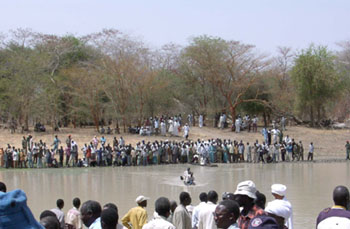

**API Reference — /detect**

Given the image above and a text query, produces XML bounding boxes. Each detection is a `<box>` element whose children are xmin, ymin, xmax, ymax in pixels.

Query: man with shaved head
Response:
<box><xmin>316</xmin><ymin>185</ymin><xmax>350</xmax><ymax>228</ymax></box>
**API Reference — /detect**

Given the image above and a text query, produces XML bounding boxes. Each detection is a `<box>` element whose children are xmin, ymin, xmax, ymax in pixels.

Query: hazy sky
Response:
<box><xmin>2</xmin><ymin>0</ymin><xmax>350</xmax><ymax>54</ymax></box>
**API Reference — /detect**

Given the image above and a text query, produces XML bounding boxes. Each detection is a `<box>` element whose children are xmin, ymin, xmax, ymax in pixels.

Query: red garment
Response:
<box><xmin>238</xmin><ymin>205</ymin><xmax>266</xmax><ymax>229</ymax></box>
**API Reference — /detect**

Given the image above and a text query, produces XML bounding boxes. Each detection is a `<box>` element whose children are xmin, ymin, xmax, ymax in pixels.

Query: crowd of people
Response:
<box><xmin>1</xmin><ymin>180</ymin><xmax>349</xmax><ymax>228</ymax></box>
<box><xmin>0</xmin><ymin>131</ymin><xmax>316</xmax><ymax>169</ymax></box>
<box><xmin>2</xmin><ymin>113</ymin><xmax>350</xmax><ymax>170</ymax></box>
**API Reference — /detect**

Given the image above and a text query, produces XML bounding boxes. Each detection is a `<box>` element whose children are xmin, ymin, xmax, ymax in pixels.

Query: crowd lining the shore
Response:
<box><xmin>2</xmin><ymin>113</ymin><xmax>350</xmax><ymax>169</ymax></box>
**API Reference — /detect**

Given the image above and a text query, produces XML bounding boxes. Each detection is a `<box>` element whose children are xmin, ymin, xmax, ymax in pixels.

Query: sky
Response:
<box><xmin>1</xmin><ymin>0</ymin><xmax>350</xmax><ymax>55</ymax></box>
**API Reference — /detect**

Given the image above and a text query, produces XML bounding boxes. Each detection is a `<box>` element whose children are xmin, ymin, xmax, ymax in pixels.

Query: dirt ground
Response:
<box><xmin>0</xmin><ymin>125</ymin><xmax>349</xmax><ymax>160</ymax></box>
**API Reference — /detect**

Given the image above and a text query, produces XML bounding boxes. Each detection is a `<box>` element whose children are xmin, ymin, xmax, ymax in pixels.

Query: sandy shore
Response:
<box><xmin>0</xmin><ymin>125</ymin><xmax>349</xmax><ymax>160</ymax></box>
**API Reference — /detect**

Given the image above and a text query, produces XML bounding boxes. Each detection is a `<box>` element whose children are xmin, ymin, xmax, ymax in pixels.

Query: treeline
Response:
<box><xmin>0</xmin><ymin>28</ymin><xmax>350</xmax><ymax>131</ymax></box>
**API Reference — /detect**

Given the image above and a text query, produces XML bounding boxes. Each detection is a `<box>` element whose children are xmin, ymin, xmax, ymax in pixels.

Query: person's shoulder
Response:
<box><xmin>317</xmin><ymin>207</ymin><xmax>350</xmax><ymax>223</ymax></box>
<box><xmin>317</xmin><ymin>208</ymin><xmax>350</xmax><ymax>228</ymax></box>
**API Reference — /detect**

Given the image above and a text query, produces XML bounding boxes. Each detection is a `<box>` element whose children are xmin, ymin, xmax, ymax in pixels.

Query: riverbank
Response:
<box><xmin>0</xmin><ymin>125</ymin><xmax>349</xmax><ymax>160</ymax></box>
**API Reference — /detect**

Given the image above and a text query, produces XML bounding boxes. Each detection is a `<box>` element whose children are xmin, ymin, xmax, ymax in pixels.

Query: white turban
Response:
<box><xmin>265</xmin><ymin>199</ymin><xmax>292</xmax><ymax>220</ymax></box>
<box><xmin>271</xmin><ymin>184</ymin><xmax>287</xmax><ymax>196</ymax></box>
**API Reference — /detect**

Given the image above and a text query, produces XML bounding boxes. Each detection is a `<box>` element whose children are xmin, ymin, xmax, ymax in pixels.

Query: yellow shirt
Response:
<box><xmin>121</xmin><ymin>206</ymin><xmax>148</xmax><ymax>229</ymax></box>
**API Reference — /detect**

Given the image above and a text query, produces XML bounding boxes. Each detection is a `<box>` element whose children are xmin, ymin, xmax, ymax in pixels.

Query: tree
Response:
<box><xmin>291</xmin><ymin>45</ymin><xmax>340</xmax><ymax>126</ymax></box>
<box><xmin>178</xmin><ymin>35</ymin><xmax>268</xmax><ymax>121</ymax></box>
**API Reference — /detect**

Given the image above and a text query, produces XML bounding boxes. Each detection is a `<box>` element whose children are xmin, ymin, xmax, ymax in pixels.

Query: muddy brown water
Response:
<box><xmin>1</xmin><ymin>162</ymin><xmax>350</xmax><ymax>228</ymax></box>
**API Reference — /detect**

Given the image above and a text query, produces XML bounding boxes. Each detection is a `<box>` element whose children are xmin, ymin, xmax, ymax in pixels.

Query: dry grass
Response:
<box><xmin>0</xmin><ymin>125</ymin><xmax>348</xmax><ymax>159</ymax></box>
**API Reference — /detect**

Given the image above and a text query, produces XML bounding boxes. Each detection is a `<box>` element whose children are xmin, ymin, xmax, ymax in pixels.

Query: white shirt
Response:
<box><xmin>143</xmin><ymin>214</ymin><xmax>175</xmax><ymax>229</ymax></box>
<box><xmin>66</xmin><ymin>207</ymin><xmax>82</xmax><ymax>229</ymax></box>
<box><xmin>51</xmin><ymin>208</ymin><xmax>65</xmax><ymax>229</ymax></box>
<box><xmin>283</xmin><ymin>198</ymin><xmax>293</xmax><ymax>229</ymax></box>
<box><xmin>192</xmin><ymin>202</ymin><xmax>207</xmax><ymax>229</ymax></box>
<box><xmin>309</xmin><ymin>144</ymin><xmax>314</xmax><ymax>153</ymax></box>
<box><xmin>89</xmin><ymin>217</ymin><xmax>102</xmax><ymax>229</ymax></box>
<box><xmin>198</xmin><ymin>202</ymin><xmax>217</xmax><ymax>229</ymax></box>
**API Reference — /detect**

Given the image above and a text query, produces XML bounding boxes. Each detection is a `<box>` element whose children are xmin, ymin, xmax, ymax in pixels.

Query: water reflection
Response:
<box><xmin>1</xmin><ymin>162</ymin><xmax>350</xmax><ymax>228</ymax></box>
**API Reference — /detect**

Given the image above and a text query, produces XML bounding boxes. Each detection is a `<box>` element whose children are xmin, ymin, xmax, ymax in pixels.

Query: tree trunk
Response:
<box><xmin>24</xmin><ymin>114</ymin><xmax>29</xmax><ymax>131</ymax></box>
<box><xmin>122</xmin><ymin>116</ymin><xmax>127</xmax><ymax>133</ymax></box>
<box><xmin>229</xmin><ymin>106</ymin><xmax>236</xmax><ymax>127</ymax></box>
<box><xmin>310</xmin><ymin>106</ymin><xmax>314</xmax><ymax>127</ymax></box>
<box><xmin>263</xmin><ymin>111</ymin><xmax>267</xmax><ymax>127</ymax></box>
<box><xmin>317</xmin><ymin>105</ymin><xmax>321</xmax><ymax>125</ymax></box>
<box><xmin>92</xmin><ymin>114</ymin><xmax>99</xmax><ymax>132</ymax></box>
<box><xmin>192</xmin><ymin>111</ymin><xmax>196</xmax><ymax>127</ymax></box>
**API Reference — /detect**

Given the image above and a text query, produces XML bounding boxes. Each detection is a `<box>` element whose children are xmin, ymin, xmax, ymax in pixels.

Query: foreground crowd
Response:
<box><xmin>1</xmin><ymin>180</ymin><xmax>349</xmax><ymax>228</ymax></box>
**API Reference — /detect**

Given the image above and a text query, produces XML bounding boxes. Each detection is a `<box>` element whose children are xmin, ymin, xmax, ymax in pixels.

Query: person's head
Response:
<box><xmin>39</xmin><ymin>210</ymin><xmax>57</xmax><ymax>220</ymax></box>
<box><xmin>271</xmin><ymin>184</ymin><xmax>286</xmax><ymax>200</ymax></box>
<box><xmin>73</xmin><ymin>197</ymin><xmax>81</xmax><ymax>209</ymax></box>
<box><xmin>56</xmin><ymin>199</ymin><xmax>64</xmax><ymax>209</ymax></box>
<box><xmin>333</xmin><ymin>185</ymin><xmax>350</xmax><ymax>209</ymax></box>
<box><xmin>199</xmin><ymin>192</ymin><xmax>208</xmax><ymax>202</ymax></box>
<box><xmin>214</xmin><ymin>200</ymin><xmax>240</xmax><ymax>229</ymax></box>
<box><xmin>234</xmin><ymin>180</ymin><xmax>257</xmax><ymax>209</ymax></box>
<box><xmin>222</xmin><ymin>192</ymin><xmax>235</xmax><ymax>201</ymax></box>
<box><xmin>103</xmin><ymin>203</ymin><xmax>119</xmax><ymax>223</ymax></box>
<box><xmin>179</xmin><ymin>192</ymin><xmax>191</xmax><ymax>206</ymax></box>
<box><xmin>40</xmin><ymin>216</ymin><xmax>60</xmax><ymax>229</ymax></box>
<box><xmin>255</xmin><ymin>191</ymin><xmax>266</xmax><ymax>209</ymax></box>
<box><xmin>154</xmin><ymin>197</ymin><xmax>171</xmax><ymax>218</ymax></box>
<box><xmin>208</xmin><ymin>190</ymin><xmax>219</xmax><ymax>204</ymax></box>
<box><xmin>101</xmin><ymin>208</ymin><xmax>118</xmax><ymax>229</ymax></box>
<box><xmin>265</xmin><ymin>199</ymin><xmax>292</xmax><ymax>228</ymax></box>
<box><xmin>136</xmin><ymin>195</ymin><xmax>149</xmax><ymax>208</ymax></box>
<box><xmin>170</xmin><ymin>200</ymin><xmax>177</xmax><ymax>213</ymax></box>
<box><xmin>0</xmin><ymin>182</ymin><xmax>7</xmax><ymax>192</ymax></box>
<box><xmin>80</xmin><ymin>200</ymin><xmax>102</xmax><ymax>227</ymax></box>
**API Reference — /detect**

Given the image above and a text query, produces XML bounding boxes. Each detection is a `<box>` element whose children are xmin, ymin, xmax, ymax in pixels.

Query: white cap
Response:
<box><xmin>271</xmin><ymin>184</ymin><xmax>287</xmax><ymax>197</ymax></box>
<box><xmin>135</xmin><ymin>195</ymin><xmax>150</xmax><ymax>204</ymax></box>
<box><xmin>234</xmin><ymin>180</ymin><xmax>257</xmax><ymax>199</ymax></box>
<box><xmin>265</xmin><ymin>199</ymin><xmax>292</xmax><ymax>220</ymax></box>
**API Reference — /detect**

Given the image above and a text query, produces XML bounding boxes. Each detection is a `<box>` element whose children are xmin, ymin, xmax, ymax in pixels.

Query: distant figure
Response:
<box><xmin>143</xmin><ymin>197</ymin><xmax>176</xmax><ymax>229</ymax></box>
<box><xmin>345</xmin><ymin>141</ymin><xmax>350</xmax><ymax>160</ymax></box>
<box><xmin>199</xmin><ymin>115</ymin><xmax>204</xmax><ymax>128</ymax></box>
<box><xmin>281</xmin><ymin>116</ymin><xmax>286</xmax><ymax>131</ymax></box>
<box><xmin>51</xmin><ymin>199</ymin><xmax>65</xmax><ymax>229</ymax></box>
<box><xmin>308</xmin><ymin>142</ymin><xmax>314</xmax><ymax>161</ymax></box>
<box><xmin>181</xmin><ymin>168</ymin><xmax>195</xmax><ymax>185</ymax></box>
<box><xmin>121</xmin><ymin>195</ymin><xmax>149</xmax><ymax>229</ymax></box>
<box><xmin>316</xmin><ymin>185</ymin><xmax>350</xmax><ymax>228</ymax></box>
<box><xmin>183</xmin><ymin>124</ymin><xmax>190</xmax><ymax>140</ymax></box>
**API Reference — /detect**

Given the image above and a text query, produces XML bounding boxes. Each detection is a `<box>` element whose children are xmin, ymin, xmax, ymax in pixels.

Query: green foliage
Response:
<box><xmin>291</xmin><ymin>45</ymin><xmax>341</xmax><ymax>125</ymax></box>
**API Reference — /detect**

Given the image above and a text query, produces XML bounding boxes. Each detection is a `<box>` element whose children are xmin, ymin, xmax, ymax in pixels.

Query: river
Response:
<box><xmin>1</xmin><ymin>162</ymin><xmax>350</xmax><ymax>228</ymax></box>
